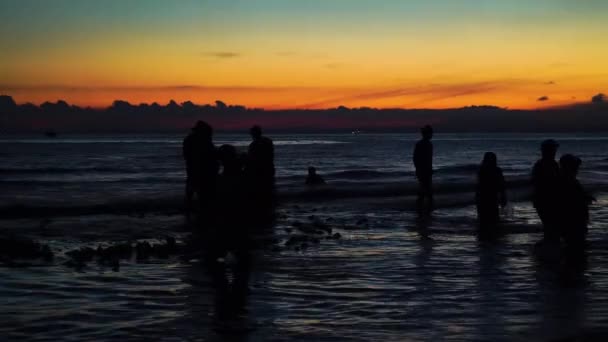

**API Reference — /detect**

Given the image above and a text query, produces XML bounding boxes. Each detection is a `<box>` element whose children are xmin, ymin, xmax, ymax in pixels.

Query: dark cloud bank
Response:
<box><xmin>0</xmin><ymin>94</ymin><xmax>607</xmax><ymax>133</ymax></box>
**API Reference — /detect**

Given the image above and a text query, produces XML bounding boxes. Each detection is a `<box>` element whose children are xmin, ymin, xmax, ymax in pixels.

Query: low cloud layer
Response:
<box><xmin>1</xmin><ymin>94</ymin><xmax>607</xmax><ymax>133</ymax></box>
<box><xmin>592</xmin><ymin>93</ymin><xmax>606</xmax><ymax>103</ymax></box>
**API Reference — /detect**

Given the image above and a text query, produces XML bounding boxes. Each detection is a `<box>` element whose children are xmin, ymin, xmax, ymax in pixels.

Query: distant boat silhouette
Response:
<box><xmin>44</xmin><ymin>130</ymin><xmax>57</xmax><ymax>138</ymax></box>
<box><xmin>351</xmin><ymin>129</ymin><xmax>362</xmax><ymax>135</ymax></box>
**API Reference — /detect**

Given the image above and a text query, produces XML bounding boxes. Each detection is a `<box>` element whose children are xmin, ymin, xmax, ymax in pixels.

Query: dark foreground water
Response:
<box><xmin>1</xmin><ymin>133</ymin><xmax>608</xmax><ymax>341</ymax></box>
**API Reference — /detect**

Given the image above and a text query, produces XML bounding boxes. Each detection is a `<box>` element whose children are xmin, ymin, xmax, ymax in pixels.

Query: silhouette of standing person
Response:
<box><xmin>413</xmin><ymin>125</ymin><xmax>434</xmax><ymax>210</ymax></box>
<box><xmin>183</xmin><ymin>121</ymin><xmax>202</xmax><ymax>221</ymax></box>
<box><xmin>557</xmin><ymin>154</ymin><xmax>594</xmax><ymax>258</ymax></box>
<box><xmin>245</xmin><ymin>125</ymin><xmax>275</xmax><ymax>212</ymax></box>
<box><xmin>476</xmin><ymin>152</ymin><xmax>507</xmax><ymax>235</ymax></box>
<box><xmin>208</xmin><ymin>144</ymin><xmax>250</xmax><ymax>260</ymax></box>
<box><xmin>182</xmin><ymin>120</ymin><xmax>219</xmax><ymax>225</ymax></box>
<box><xmin>532</xmin><ymin>139</ymin><xmax>560</xmax><ymax>242</ymax></box>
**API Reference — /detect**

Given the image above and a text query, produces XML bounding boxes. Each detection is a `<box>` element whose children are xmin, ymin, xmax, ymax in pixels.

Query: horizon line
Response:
<box><xmin>1</xmin><ymin>94</ymin><xmax>591</xmax><ymax>112</ymax></box>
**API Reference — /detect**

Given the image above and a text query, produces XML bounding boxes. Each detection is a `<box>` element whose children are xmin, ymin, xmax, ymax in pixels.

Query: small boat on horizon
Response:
<box><xmin>44</xmin><ymin>130</ymin><xmax>58</xmax><ymax>138</ymax></box>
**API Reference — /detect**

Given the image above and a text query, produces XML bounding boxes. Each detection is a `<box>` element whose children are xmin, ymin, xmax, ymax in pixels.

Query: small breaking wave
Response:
<box><xmin>0</xmin><ymin>179</ymin><xmax>534</xmax><ymax>218</ymax></box>
<box><xmin>0</xmin><ymin>167</ymin><xmax>175</xmax><ymax>175</ymax></box>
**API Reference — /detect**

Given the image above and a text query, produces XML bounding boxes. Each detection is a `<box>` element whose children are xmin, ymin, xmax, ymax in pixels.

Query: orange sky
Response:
<box><xmin>1</xmin><ymin>0</ymin><xmax>606</xmax><ymax>109</ymax></box>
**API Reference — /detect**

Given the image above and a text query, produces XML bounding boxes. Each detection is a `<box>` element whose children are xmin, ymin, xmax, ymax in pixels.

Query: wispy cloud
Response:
<box><xmin>275</xmin><ymin>51</ymin><xmax>296</xmax><ymax>57</ymax></box>
<box><xmin>537</xmin><ymin>96</ymin><xmax>549</xmax><ymax>101</ymax></box>
<box><xmin>0</xmin><ymin>84</ymin><xmax>304</xmax><ymax>92</ymax></box>
<box><xmin>324</xmin><ymin>63</ymin><xmax>343</xmax><ymax>69</ymax></box>
<box><xmin>295</xmin><ymin>80</ymin><xmax>527</xmax><ymax>109</ymax></box>
<box><xmin>202</xmin><ymin>51</ymin><xmax>241</xmax><ymax>59</ymax></box>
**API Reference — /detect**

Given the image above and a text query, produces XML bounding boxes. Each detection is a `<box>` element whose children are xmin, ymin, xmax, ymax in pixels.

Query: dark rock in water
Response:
<box><xmin>66</xmin><ymin>246</ymin><xmax>96</xmax><ymax>262</ymax></box>
<box><xmin>292</xmin><ymin>221</ymin><xmax>302</xmax><ymax>227</ymax></box>
<box><xmin>97</xmin><ymin>242</ymin><xmax>134</xmax><ymax>262</ymax></box>
<box><xmin>152</xmin><ymin>243</ymin><xmax>170</xmax><ymax>259</ymax></box>
<box><xmin>64</xmin><ymin>259</ymin><xmax>86</xmax><ymax>271</ymax></box>
<box><xmin>110</xmin><ymin>259</ymin><xmax>120</xmax><ymax>272</ymax></box>
<box><xmin>285</xmin><ymin>235</ymin><xmax>309</xmax><ymax>246</ymax></box>
<box><xmin>165</xmin><ymin>236</ymin><xmax>177</xmax><ymax>254</ymax></box>
<box><xmin>296</xmin><ymin>224</ymin><xmax>317</xmax><ymax>234</ymax></box>
<box><xmin>356</xmin><ymin>217</ymin><xmax>368</xmax><ymax>225</ymax></box>
<box><xmin>332</xmin><ymin>233</ymin><xmax>342</xmax><ymax>240</ymax></box>
<box><xmin>301</xmin><ymin>242</ymin><xmax>309</xmax><ymax>250</ymax></box>
<box><xmin>0</xmin><ymin>235</ymin><xmax>54</xmax><ymax>260</ymax></box>
<box><xmin>136</xmin><ymin>241</ymin><xmax>153</xmax><ymax>260</ymax></box>
<box><xmin>312</xmin><ymin>220</ymin><xmax>332</xmax><ymax>234</ymax></box>
<box><xmin>41</xmin><ymin>245</ymin><xmax>54</xmax><ymax>262</ymax></box>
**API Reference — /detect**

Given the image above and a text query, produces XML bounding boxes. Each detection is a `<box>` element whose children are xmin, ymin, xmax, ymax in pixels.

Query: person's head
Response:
<box><xmin>218</xmin><ymin>144</ymin><xmax>237</xmax><ymax>163</ymax></box>
<box><xmin>481</xmin><ymin>152</ymin><xmax>497</xmax><ymax>168</ymax></box>
<box><xmin>193</xmin><ymin>120</ymin><xmax>213</xmax><ymax>138</ymax></box>
<box><xmin>540</xmin><ymin>139</ymin><xmax>559</xmax><ymax>159</ymax></box>
<box><xmin>308</xmin><ymin>166</ymin><xmax>317</xmax><ymax>175</ymax></box>
<box><xmin>560</xmin><ymin>154</ymin><xmax>581</xmax><ymax>177</ymax></box>
<box><xmin>421</xmin><ymin>125</ymin><xmax>433</xmax><ymax>140</ymax></box>
<box><xmin>250</xmin><ymin>125</ymin><xmax>262</xmax><ymax>140</ymax></box>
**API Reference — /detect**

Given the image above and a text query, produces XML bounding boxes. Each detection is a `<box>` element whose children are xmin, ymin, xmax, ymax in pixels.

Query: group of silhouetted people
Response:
<box><xmin>531</xmin><ymin>140</ymin><xmax>594</xmax><ymax>257</ymax></box>
<box><xmin>413</xmin><ymin>125</ymin><xmax>594</xmax><ymax>258</ymax></box>
<box><xmin>183</xmin><ymin>121</ymin><xmax>276</xmax><ymax>231</ymax></box>
<box><xmin>184</xmin><ymin>121</ymin><xmax>595</xmax><ymax>262</ymax></box>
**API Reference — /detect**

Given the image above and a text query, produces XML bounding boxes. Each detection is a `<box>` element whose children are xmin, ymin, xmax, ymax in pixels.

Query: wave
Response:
<box><xmin>0</xmin><ymin>167</ymin><xmax>177</xmax><ymax>175</ymax></box>
<box><xmin>0</xmin><ymin>177</ymin><xmax>184</xmax><ymax>186</ymax></box>
<box><xmin>217</xmin><ymin>139</ymin><xmax>348</xmax><ymax>147</ymax></box>
<box><xmin>325</xmin><ymin>169</ymin><xmax>407</xmax><ymax>179</ymax></box>
<box><xmin>0</xmin><ymin>179</ymin><xmax>535</xmax><ymax>218</ymax></box>
<box><xmin>434</xmin><ymin>164</ymin><xmax>480</xmax><ymax>174</ymax></box>
<box><xmin>1</xmin><ymin>138</ymin><xmax>348</xmax><ymax>146</ymax></box>
<box><xmin>0</xmin><ymin>139</ymin><xmax>183</xmax><ymax>144</ymax></box>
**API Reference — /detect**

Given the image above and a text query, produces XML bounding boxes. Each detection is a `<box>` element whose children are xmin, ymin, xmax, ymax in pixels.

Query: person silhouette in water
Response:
<box><xmin>182</xmin><ymin>120</ymin><xmax>219</xmax><ymax>224</ymax></box>
<box><xmin>413</xmin><ymin>125</ymin><xmax>434</xmax><ymax>210</ymax></box>
<box><xmin>213</xmin><ymin>144</ymin><xmax>249</xmax><ymax>257</ymax></box>
<box><xmin>305</xmin><ymin>166</ymin><xmax>326</xmax><ymax>186</ymax></box>
<box><xmin>531</xmin><ymin>139</ymin><xmax>560</xmax><ymax>243</ymax></box>
<box><xmin>476</xmin><ymin>152</ymin><xmax>507</xmax><ymax>235</ymax></box>
<box><xmin>558</xmin><ymin>154</ymin><xmax>594</xmax><ymax>258</ymax></box>
<box><xmin>245</xmin><ymin>125</ymin><xmax>275</xmax><ymax>207</ymax></box>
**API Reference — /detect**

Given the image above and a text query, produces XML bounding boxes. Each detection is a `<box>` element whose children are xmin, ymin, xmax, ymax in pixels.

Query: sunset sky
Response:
<box><xmin>1</xmin><ymin>0</ymin><xmax>606</xmax><ymax>109</ymax></box>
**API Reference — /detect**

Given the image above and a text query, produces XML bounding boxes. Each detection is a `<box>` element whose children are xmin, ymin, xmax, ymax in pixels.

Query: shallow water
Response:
<box><xmin>2</xmin><ymin>197</ymin><xmax>608</xmax><ymax>341</ymax></box>
<box><xmin>3</xmin><ymin>132</ymin><xmax>608</xmax><ymax>209</ymax></box>
<box><xmin>2</xmin><ymin>133</ymin><xmax>608</xmax><ymax>340</ymax></box>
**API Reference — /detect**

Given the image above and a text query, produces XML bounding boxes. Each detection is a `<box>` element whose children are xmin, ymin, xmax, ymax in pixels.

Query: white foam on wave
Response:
<box><xmin>215</xmin><ymin>139</ymin><xmax>349</xmax><ymax>147</ymax></box>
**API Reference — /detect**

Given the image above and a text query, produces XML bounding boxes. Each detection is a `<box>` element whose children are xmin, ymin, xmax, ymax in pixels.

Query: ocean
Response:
<box><xmin>1</xmin><ymin>132</ymin><xmax>608</xmax><ymax>340</ymax></box>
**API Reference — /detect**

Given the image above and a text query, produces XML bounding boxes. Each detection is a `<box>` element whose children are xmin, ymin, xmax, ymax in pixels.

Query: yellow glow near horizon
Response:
<box><xmin>1</xmin><ymin>1</ymin><xmax>606</xmax><ymax>110</ymax></box>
